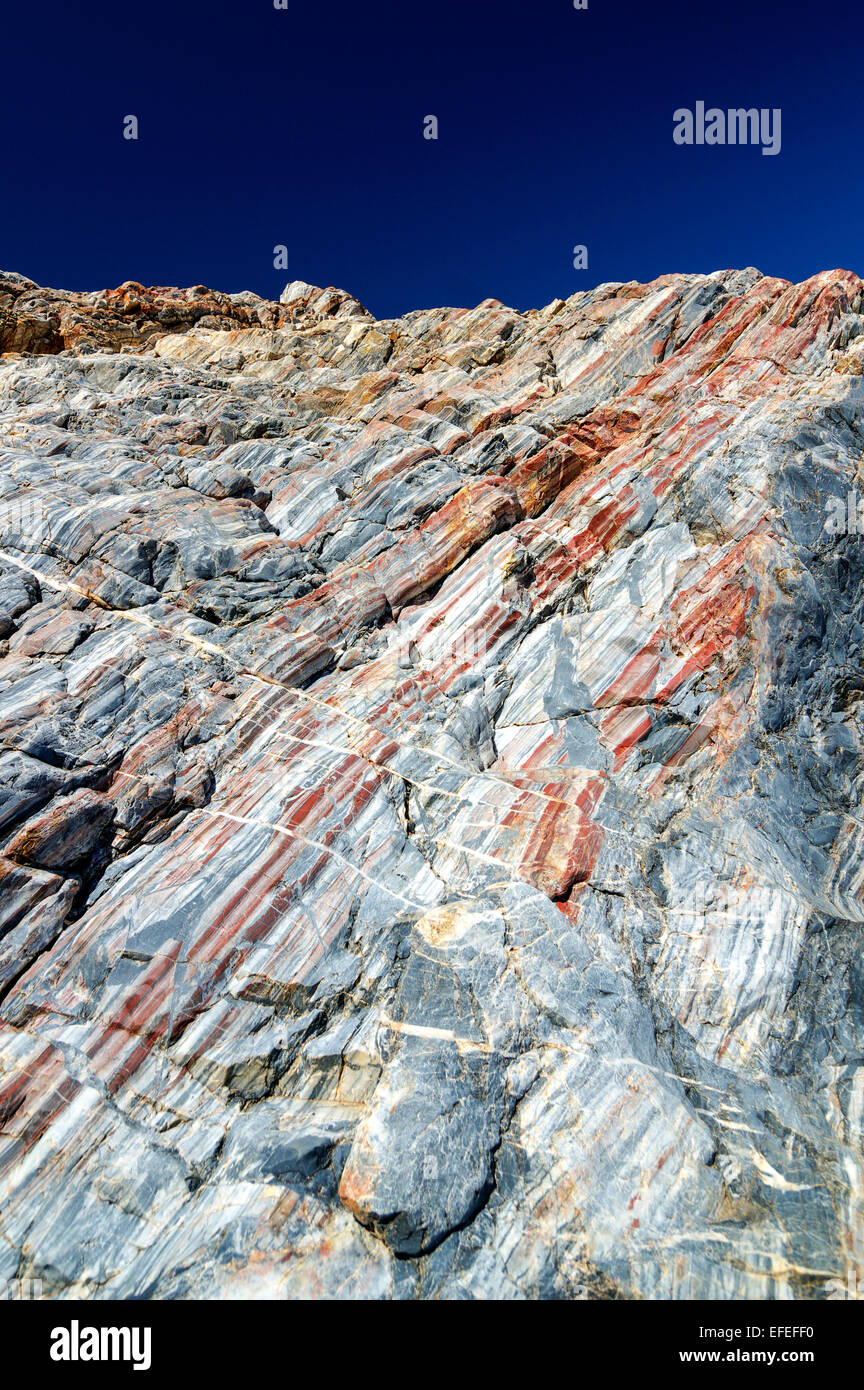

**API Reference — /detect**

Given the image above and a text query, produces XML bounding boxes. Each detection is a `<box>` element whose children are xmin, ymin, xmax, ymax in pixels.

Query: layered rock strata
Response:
<box><xmin>0</xmin><ymin>266</ymin><xmax>863</xmax><ymax>1298</ymax></box>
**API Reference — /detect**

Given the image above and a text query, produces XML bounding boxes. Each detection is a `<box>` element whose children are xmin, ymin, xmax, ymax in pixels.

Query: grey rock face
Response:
<box><xmin>0</xmin><ymin>267</ymin><xmax>863</xmax><ymax>1299</ymax></box>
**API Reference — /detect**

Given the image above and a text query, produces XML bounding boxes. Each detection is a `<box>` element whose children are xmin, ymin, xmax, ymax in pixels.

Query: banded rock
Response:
<box><xmin>0</xmin><ymin>267</ymin><xmax>862</xmax><ymax>1299</ymax></box>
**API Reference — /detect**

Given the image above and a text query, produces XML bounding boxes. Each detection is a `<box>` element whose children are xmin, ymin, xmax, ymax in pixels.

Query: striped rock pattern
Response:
<box><xmin>0</xmin><ymin>266</ymin><xmax>863</xmax><ymax>1298</ymax></box>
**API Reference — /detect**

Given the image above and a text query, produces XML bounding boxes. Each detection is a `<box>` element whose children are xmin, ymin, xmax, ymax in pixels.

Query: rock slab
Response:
<box><xmin>0</xmin><ymin>266</ymin><xmax>863</xmax><ymax>1299</ymax></box>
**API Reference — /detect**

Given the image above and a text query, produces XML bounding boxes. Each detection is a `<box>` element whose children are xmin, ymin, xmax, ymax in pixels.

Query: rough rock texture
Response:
<box><xmin>1</xmin><ymin>266</ymin><xmax>863</xmax><ymax>1299</ymax></box>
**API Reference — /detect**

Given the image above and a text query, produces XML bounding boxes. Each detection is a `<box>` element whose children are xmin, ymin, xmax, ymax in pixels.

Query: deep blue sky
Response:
<box><xmin>2</xmin><ymin>0</ymin><xmax>860</xmax><ymax>318</ymax></box>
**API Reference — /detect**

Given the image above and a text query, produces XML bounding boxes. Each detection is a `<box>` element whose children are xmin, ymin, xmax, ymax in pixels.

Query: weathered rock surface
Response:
<box><xmin>0</xmin><ymin>266</ymin><xmax>863</xmax><ymax>1299</ymax></box>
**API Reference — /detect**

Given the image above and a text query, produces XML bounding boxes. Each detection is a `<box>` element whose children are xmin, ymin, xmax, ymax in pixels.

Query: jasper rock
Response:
<box><xmin>338</xmin><ymin>1039</ymin><xmax>502</xmax><ymax>1256</ymax></box>
<box><xmin>2</xmin><ymin>787</ymin><xmax>114</xmax><ymax>871</ymax></box>
<box><xmin>0</xmin><ymin>855</ymin><xmax>79</xmax><ymax>994</ymax></box>
<box><xmin>0</xmin><ymin>266</ymin><xmax>863</xmax><ymax>1300</ymax></box>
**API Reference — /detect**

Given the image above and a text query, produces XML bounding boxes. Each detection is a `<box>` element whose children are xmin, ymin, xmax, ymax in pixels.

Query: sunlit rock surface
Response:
<box><xmin>1</xmin><ymin>266</ymin><xmax>863</xmax><ymax>1299</ymax></box>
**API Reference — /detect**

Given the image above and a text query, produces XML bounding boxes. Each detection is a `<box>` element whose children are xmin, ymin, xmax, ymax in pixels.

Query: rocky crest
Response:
<box><xmin>1</xmin><ymin>266</ymin><xmax>863</xmax><ymax>1299</ymax></box>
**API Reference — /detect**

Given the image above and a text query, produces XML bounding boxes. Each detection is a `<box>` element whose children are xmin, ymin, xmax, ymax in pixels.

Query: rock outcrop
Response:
<box><xmin>0</xmin><ymin>265</ymin><xmax>863</xmax><ymax>1299</ymax></box>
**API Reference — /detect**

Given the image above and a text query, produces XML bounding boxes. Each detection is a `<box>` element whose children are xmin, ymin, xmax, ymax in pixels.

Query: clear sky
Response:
<box><xmin>2</xmin><ymin>0</ymin><xmax>860</xmax><ymax>318</ymax></box>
